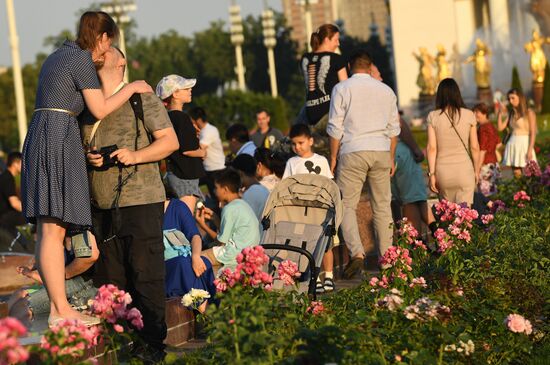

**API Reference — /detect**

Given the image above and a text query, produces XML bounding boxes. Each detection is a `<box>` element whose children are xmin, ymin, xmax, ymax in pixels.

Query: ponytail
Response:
<box><xmin>309</xmin><ymin>24</ymin><xmax>339</xmax><ymax>52</ymax></box>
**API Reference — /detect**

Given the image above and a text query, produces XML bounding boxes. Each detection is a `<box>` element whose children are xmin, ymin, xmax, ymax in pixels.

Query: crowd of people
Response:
<box><xmin>0</xmin><ymin>11</ymin><xmax>541</xmax><ymax>363</ymax></box>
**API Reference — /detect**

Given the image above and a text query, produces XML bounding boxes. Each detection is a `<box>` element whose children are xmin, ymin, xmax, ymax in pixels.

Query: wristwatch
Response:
<box><xmin>427</xmin><ymin>171</ymin><xmax>435</xmax><ymax>177</ymax></box>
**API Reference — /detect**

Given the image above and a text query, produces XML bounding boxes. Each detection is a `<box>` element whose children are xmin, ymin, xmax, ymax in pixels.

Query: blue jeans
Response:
<box><xmin>28</xmin><ymin>276</ymin><xmax>97</xmax><ymax>316</ymax></box>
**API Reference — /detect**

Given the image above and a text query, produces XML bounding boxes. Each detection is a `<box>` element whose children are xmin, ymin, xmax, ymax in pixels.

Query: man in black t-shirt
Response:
<box><xmin>0</xmin><ymin>152</ymin><xmax>26</xmax><ymax>236</ymax></box>
<box><xmin>250</xmin><ymin>109</ymin><xmax>284</xmax><ymax>149</ymax></box>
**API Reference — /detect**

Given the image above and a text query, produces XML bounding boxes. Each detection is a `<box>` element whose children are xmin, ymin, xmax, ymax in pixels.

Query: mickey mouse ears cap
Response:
<box><xmin>155</xmin><ymin>74</ymin><xmax>196</xmax><ymax>100</ymax></box>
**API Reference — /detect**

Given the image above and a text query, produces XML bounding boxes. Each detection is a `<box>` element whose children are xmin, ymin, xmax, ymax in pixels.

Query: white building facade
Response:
<box><xmin>389</xmin><ymin>0</ymin><xmax>538</xmax><ymax>111</ymax></box>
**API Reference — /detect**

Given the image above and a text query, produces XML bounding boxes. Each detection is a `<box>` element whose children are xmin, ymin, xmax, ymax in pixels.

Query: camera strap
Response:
<box><xmin>110</xmin><ymin>93</ymin><xmax>146</xmax><ymax>237</ymax></box>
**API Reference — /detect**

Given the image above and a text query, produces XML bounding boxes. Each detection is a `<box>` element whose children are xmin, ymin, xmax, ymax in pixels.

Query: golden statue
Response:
<box><xmin>464</xmin><ymin>38</ymin><xmax>491</xmax><ymax>89</ymax></box>
<box><xmin>435</xmin><ymin>44</ymin><xmax>451</xmax><ymax>83</ymax></box>
<box><xmin>524</xmin><ymin>29</ymin><xmax>550</xmax><ymax>83</ymax></box>
<box><xmin>412</xmin><ymin>47</ymin><xmax>436</xmax><ymax>95</ymax></box>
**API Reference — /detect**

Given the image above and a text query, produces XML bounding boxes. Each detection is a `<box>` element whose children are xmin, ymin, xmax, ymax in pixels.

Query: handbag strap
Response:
<box><xmin>443</xmin><ymin>110</ymin><xmax>474</xmax><ymax>165</ymax></box>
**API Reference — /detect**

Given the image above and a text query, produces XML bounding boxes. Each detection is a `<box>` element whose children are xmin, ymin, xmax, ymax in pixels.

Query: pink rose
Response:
<box><xmin>505</xmin><ymin>314</ymin><xmax>528</xmax><ymax>333</ymax></box>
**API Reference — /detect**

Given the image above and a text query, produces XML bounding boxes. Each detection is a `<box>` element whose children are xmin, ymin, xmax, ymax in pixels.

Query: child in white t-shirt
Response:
<box><xmin>283</xmin><ymin>124</ymin><xmax>333</xmax><ymax>179</ymax></box>
<box><xmin>283</xmin><ymin>124</ymin><xmax>335</xmax><ymax>294</ymax></box>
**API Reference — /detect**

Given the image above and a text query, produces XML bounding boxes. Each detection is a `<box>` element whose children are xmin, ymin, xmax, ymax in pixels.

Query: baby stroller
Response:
<box><xmin>260</xmin><ymin>174</ymin><xmax>342</xmax><ymax>298</ymax></box>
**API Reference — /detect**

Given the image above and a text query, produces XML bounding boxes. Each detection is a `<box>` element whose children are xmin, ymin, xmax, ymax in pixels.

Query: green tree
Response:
<box><xmin>191</xmin><ymin>21</ymin><xmax>234</xmax><ymax>94</ymax></box>
<box><xmin>241</xmin><ymin>13</ymin><xmax>303</xmax><ymax>119</ymax></box>
<box><xmin>511</xmin><ymin>65</ymin><xmax>523</xmax><ymax>93</ymax></box>
<box><xmin>193</xmin><ymin>90</ymin><xmax>289</xmax><ymax>133</ymax></box>
<box><xmin>126</xmin><ymin>31</ymin><xmax>195</xmax><ymax>88</ymax></box>
<box><xmin>540</xmin><ymin>63</ymin><xmax>550</xmax><ymax>114</ymax></box>
<box><xmin>0</xmin><ymin>54</ymin><xmax>44</xmax><ymax>151</ymax></box>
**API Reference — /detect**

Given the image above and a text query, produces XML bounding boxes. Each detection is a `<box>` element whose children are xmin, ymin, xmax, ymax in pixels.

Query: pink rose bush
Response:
<box><xmin>504</xmin><ymin>314</ymin><xmax>533</xmax><ymax>335</ymax></box>
<box><xmin>90</xmin><ymin>284</ymin><xmax>144</xmax><ymax>330</ymax></box>
<box><xmin>431</xmin><ymin>200</ymin><xmax>481</xmax><ymax>253</ymax></box>
<box><xmin>306</xmin><ymin>301</ymin><xmax>325</xmax><ymax>316</ymax></box>
<box><xmin>277</xmin><ymin>259</ymin><xmax>301</xmax><ymax>287</ymax></box>
<box><xmin>369</xmin><ymin>220</ymin><xmax>430</xmax><ymax>290</ymax></box>
<box><xmin>0</xmin><ymin>317</ymin><xmax>29</xmax><ymax>365</ymax></box>
<box><xmin>481</xmin><ymin>214</ymin><xmax>494</xmax><ymax>225</ymax></box>
<box><xmin>40</xmin><ymin>318</ymin><xmax>100</xmax><ymax>361</ymax></box>
<box><xmin>513</xmin><ymin>190</ymin><xmax>531</xmax><ymax>208</ymax></box>
<box><xmin>214</xmin><ymin>246</ymin><xmax>274</xmax><ymax>293</ymax></box>
<box><xmin>398</xmin><ymin>219</ymin><xmax>427</xmax><ymax>252</ymax></box>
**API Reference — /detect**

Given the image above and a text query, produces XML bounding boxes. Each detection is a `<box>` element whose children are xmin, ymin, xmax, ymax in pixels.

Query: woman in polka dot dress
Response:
<box><xmin>21</xmin><ymin>11</ymin><xmax>153</xmax><ymax>326</ymax></box>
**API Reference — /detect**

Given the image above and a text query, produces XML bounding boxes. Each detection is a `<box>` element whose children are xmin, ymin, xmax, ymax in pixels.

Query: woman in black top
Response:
<box><xmin>301</xmin><ymin>24</ymin><xmax>348</xmax><ymax>126</ymax></box>
<box><xmin>156</xmin><ymin>75</ymin><xmax>206</xmax><ymax>212</ymax></box>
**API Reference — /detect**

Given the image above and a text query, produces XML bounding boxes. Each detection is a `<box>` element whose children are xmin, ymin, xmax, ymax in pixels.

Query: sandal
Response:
<box><xmin>315</xmin><ymin>280</ymin><xmax>325</xmax><ymax>294</ymax></box>
<box><xmin>323</xmin><ymin>278</ymin><xmax>335</xmax><ymax>292</ymax></box>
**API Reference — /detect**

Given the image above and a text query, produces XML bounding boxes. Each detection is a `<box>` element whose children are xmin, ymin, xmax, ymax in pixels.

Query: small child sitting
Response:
<box><xmin>196</xmin><ymin>168</ymin><xmax>260</xmax><ymax>269</ymax></box>
<box><xmin>282</xmin><ymin>124</ymin><xmax>335</xmax><ymax>294</ymax></box>
<box><xmin>231</xmin><ymin>154</ymin><xmax>270</xmax><ymax>220</ymax></box>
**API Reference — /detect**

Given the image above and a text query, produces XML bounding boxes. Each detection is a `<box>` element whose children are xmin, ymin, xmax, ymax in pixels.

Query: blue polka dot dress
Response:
<box><xmin>22</xmin><ymin>40</ymin><xmax>101</xmax><ymax>229</ymax></box>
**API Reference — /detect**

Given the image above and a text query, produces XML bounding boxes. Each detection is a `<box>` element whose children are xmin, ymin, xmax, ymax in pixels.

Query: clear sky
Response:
<box><xmin>0</xmin><ymin>0</ymin><xmax>282</xmax><ymax>66</ymax></box>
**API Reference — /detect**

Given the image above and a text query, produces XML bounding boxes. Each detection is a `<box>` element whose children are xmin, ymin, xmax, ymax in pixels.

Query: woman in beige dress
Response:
<box><xmin>427</xmin><ymin>78</ymin><xmax>481</xmax><ymax>206</ymax></box>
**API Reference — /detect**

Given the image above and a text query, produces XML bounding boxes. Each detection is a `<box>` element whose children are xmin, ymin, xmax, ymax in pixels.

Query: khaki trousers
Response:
<box><xmin>336</xmin><ymin>151</ymin><xmax>393</xmax><ymax>258</ymax></box>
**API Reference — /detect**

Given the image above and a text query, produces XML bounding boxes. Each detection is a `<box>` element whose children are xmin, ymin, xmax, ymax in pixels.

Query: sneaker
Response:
<box><xmin>343</xmin><ymin>257</ymin><xmax>364</xmax><ymax>279</ymax></box>
<box><xmin>316</xmin><ymin>280</ymin><xmax>325</xmax><ymax>294</ymax></box>
<box><xmin>323</xmin><ymin>278</ymin><xmax>335</xmax><ymax>292</ymax></box>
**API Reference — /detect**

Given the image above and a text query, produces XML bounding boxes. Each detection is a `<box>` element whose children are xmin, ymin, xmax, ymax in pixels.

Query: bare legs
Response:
<box><xmin>36</xmin><ymin>217</ymin><xmax>96</xmax><ymax>322</ymax></box>
<box><xmin>321</xmin><ymin>250</ymin><xmax>334</xmax><ymax>277</ymax></box>
<box><xmin>402</xmin><ymin>201</ymin><xmax>435</xmax><ymax>232</ymax></box>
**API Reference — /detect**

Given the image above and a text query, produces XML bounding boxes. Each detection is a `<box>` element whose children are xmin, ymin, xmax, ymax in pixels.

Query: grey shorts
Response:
<box><xmin>165</xmin><ymin>172</ymin><xmax>204</xmax><ymax>199</ymax></box>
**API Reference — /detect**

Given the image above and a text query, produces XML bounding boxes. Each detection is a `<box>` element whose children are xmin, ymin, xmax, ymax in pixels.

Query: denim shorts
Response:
<box><xmin>165</xmin><ymin>172</ymin><xmax>204</xmax><ymax>199</ymax></box>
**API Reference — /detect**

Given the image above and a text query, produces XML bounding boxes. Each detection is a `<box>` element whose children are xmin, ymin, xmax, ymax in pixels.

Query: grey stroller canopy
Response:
<box><xmin>260</xmin><ymin>174</ymin><xmax>343</xmax><ymax>297</ymax></box>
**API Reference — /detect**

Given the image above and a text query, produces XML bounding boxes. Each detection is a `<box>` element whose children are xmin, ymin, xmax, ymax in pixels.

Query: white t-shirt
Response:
<box><xmin>282</xmin><ymin>153</ymin><xmax>333</xmax><ymax>179</ymax></box>
<box><xmin>199</xmin><ymin>123</ymin><xmax>226</xmax><ymax>172</ymax></box>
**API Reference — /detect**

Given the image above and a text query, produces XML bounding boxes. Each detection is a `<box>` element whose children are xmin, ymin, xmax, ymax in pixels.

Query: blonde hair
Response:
<box><xmin>507</xmin><ymin>88</ymin><xmax>528</xmax><ymax>120</ymax></box>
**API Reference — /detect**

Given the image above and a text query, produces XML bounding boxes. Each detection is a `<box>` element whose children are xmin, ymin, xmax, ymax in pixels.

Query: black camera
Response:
<box><xmin>98</xmin><ymin>144</ymin><xmax>118</xmax><ymax>168</ymax></box>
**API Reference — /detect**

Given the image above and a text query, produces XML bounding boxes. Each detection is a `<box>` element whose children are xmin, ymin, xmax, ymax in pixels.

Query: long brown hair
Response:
<box><xmin>435</xmin><ymin>78</ymin><xmax>466</xmax><ymax>121</ymax></box>
<box><xmin>310</xmin><ymin>24</ymin><xmax>339</xmax><ymax>52</ymax></box>
<box><xmin>507</xmin><ymin>88</ymin><xmax>528</xmax><ymax>120</ymax></box>
<box><xmin>76</xmin><ymin>11</ymin><xmax>119</xmax><ymax>51</ymax></box>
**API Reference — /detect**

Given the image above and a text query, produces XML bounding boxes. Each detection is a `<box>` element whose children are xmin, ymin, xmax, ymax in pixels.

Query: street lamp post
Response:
<box><xmin>229</xmin><ymin>2</ymin><xmax>246</xmax><ymax>91</ymax></box>
<box><xmin>100</xmin><ymin>0</ymin><xmax>136</xmax><ymax>83</ymax></box>
<box><xmin>5</xmin><ymin>0</ymin><xmax>27</xmax><ymax>149</ymax></box>
<box><xmin>296</xmin><ymin>0</ymin><xmax>318</xmax><ymax>52</ymax></box>
<box><xmin>262</xmin><ymin>9</ymin><xmax>278</xmax><ymax>97</ymax></box>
